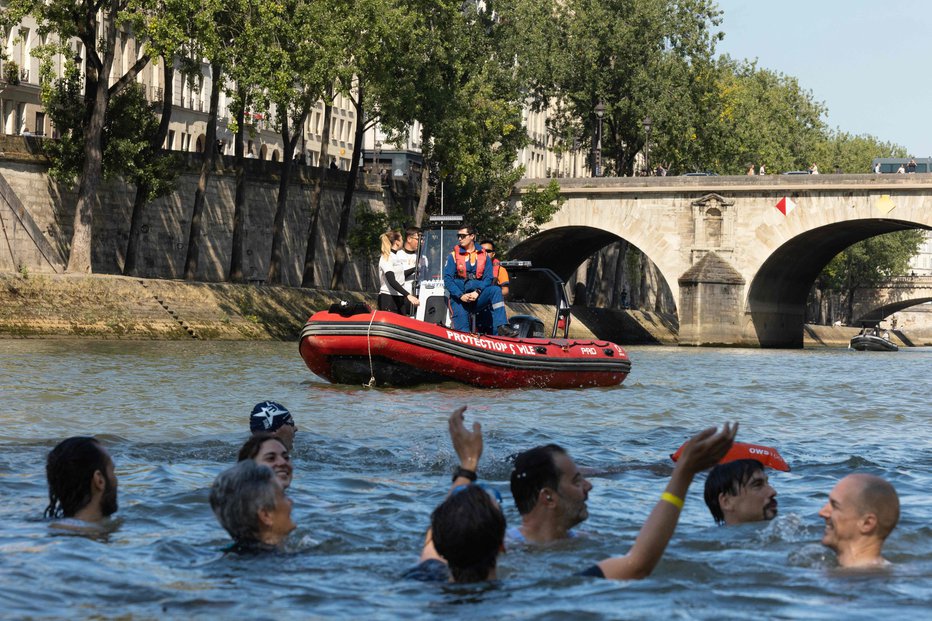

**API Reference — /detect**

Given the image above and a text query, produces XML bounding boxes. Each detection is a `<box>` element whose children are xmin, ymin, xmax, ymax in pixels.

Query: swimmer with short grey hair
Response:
<box><xmin>819</xmin><ymin>473</ymin><xmax>899</xmax><ymax>568</ymax></box>
<box><xmin>209</xmin><ymin>460</ymin><xmax>295</xmax><ymax>553</ymax></box>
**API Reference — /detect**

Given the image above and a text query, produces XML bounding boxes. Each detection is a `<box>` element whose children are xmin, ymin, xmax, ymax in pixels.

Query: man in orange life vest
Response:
<box><xmin>443</xmin><ymin>226</ymin><xmax>517</xmax><ymax>336</ymax></box>
<box><xmin>476</xmin><ymin>239</ymin><xmax>510</xmax><ymax>334</ymax></box>
<box><xmin>480</xmin><ymin>240</ymin><xmax>509</xmax><ymax>296</ymax></box>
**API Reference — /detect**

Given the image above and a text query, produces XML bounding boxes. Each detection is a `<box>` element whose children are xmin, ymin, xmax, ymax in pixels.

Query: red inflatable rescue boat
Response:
<box><xmin>670</xmin><ymin>440</ymin><xmax>791</xmax><ymax>472</ymax></box>
<box><xmin>299</xmin><ymin>306</ymin><xmax>632</xmax><ymax>389</ymax></box>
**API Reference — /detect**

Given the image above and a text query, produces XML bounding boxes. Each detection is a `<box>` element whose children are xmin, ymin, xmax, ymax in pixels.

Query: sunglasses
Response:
<box><xmin>457</xmin><ymin>233</ymin><xmax>471</xmax><ymax>239</ymax></box>
<box><xmin>451</xmin><ymin>482</ymin><xmax>503</xmax><ymax>505</ymax></box>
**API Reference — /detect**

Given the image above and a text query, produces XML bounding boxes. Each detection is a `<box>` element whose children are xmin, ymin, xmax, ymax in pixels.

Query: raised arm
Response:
<box><xmin>596</xmin><ymin>423</ymin><xmax>738</xmax><ymax>580</ymax></box>
<box><xmin>420</xmin><ymin>406</ymin><xmax>484</xmax><ymax>562</ymax></box>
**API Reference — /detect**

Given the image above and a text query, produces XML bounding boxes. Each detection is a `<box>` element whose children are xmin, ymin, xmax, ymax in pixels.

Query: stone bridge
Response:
<box><xmin>510</xmin><ymin>175</ymin><xmax>932</xmax><ymax>347</ymax></box>
<box><xmin>851</xmin><ymin>276</ymin><xmax>932</xmax><ymax>324</ymax></box>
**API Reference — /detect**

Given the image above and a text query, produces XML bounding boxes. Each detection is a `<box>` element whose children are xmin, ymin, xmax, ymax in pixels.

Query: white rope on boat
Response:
<box><xmin>364</xmin><ymin>310</ymin><xmax>378</xmax><ymax>387</ymax></box>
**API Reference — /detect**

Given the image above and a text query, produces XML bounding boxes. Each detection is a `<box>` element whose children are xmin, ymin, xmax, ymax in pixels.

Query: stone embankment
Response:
<box><xmin>0</xmin><ymin>273</ymin><xmax>674</xmax><ymax>343</ymax></box>
<box><xmin>1</xmin><ymin>273</ymin><xmax>927</xmax><ymax>346</ymax></box>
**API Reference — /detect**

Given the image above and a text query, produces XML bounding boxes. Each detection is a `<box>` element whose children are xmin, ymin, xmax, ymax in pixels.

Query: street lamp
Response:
<box><xmin>592</xmin><ymin>101</ymin><xmax>605</xmax><ymax>177</ymax></box>
<box><xmin>642</xmin><ymin>116</ymin><xmax>652</xmax><ymax>175</ymax></box>
<box><xmin>572</xmin><ymin>137</ymin><xmax>580</xmax><ymax>178</ymax></box>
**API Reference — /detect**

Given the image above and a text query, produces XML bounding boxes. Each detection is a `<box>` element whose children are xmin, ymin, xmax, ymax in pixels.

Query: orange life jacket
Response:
<box><xmin>452</xmin><ymin>246</ymin><xmax>486</xmax><ymax>280</ymax></box>
<box><xmin>492</xmin><ymin>258</ymin><xmax>501</xmax><ymax>282</ymax></box>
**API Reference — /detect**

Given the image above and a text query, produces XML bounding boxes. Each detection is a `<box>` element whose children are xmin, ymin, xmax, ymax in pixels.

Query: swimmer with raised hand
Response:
<box><xmin>408</xmin><ymin>406</ymin><xmax>506</xmax><ymax>583</ymax></box>
<box><xmin>584</xmin><ymin>423</ymin><xmax>738</xmax><ymax>580</ymax></box>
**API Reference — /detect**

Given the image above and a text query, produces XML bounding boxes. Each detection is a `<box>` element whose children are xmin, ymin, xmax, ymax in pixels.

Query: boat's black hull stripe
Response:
<box><xmin>301</xmin><ymin>320</ymin><xmax>632</xmax><ymax>374</ymax></box>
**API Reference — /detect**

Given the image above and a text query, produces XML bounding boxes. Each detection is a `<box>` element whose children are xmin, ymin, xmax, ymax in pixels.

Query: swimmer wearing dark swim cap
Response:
<box><xmin>249</xmin><ymin>401</ymin><xmax>297</xmax><ymax>451</ymax></box>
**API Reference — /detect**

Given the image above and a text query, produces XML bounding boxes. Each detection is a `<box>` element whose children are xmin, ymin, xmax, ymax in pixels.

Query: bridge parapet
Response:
<box><xmin>516</xmin><ymin>173</ymin><xmax>932</xmax><ymax>195</ymax></box>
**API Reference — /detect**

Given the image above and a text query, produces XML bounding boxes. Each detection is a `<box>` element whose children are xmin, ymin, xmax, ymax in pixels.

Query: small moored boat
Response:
<box><xmin>850</xmin><ymin>333</ymin><xmax>898</xmax><ymax>352</ymax></box>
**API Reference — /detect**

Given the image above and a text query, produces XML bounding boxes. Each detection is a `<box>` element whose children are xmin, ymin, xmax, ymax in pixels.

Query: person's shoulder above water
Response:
<box><xmin>505</xmin><ymin>525</ymin><xmax>579</xmax><ymax>546</ymax></box>
<box><xmin>224</xmin><ymin>539</ymin><xmax>282</xmax><ymax>556</ymax></box>
<box><xmin>577</xmin><ymin>564</ymin><xmax>605</xmax><ymax>578</ymax></box>
<box><xmin>49</xmin><ymin>516</ymin><xmax>119</xmax><ymax>536</ymax></box>
<box><xmin>402</xmin><ymin>558</ymin><xmax>451</xmax><ymax>582</ymax></box>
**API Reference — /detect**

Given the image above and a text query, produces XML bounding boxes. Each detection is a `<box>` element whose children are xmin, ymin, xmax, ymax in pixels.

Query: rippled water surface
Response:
<box><xmin>0</xmin><ymin>340</ymin><xmax>929</xmax><ymax>619</ymax></box>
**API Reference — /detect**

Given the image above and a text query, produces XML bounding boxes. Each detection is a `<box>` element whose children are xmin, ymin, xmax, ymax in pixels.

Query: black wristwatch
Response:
<box><xmin>452</xmin><ymin>467</ymin><xmax>477</xmax><ymax>482</ymax></box>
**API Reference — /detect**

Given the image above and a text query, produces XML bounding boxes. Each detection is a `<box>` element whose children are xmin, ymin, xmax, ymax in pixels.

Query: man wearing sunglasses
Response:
<box><xmin>395</xmin><ymin>226</ymin><xmax>426</xmax><ymax>315</ymax></box>
<box><xmin>443</xmin><ymin>226</ymin><xmax>517</xmax><ymax>337</ymax></box>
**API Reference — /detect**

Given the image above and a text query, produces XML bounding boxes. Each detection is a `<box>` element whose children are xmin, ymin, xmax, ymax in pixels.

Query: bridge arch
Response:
<box><xmin>746</xmin><ymin>219</ymin><xmax>925</xmax><ymax>346</ymax></box>
<box><xmin>508</xmin><ymin>224</ymin><xmax>679</xmax><ymax>314</ymax></box>
<box><xmin>851</xmin><ymin>275</ymin><xmax>932</xmax><ymax>324</ymax></box>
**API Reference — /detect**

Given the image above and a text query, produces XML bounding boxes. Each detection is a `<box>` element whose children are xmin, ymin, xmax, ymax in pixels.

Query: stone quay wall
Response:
<box><xmin>0</xmin><ymin>135</ymin><xmax>392</xmax><ymax>289</ymax></box>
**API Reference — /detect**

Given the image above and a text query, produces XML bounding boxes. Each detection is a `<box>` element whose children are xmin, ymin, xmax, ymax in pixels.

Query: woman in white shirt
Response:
<box><xmin>377</xmin><ymin>231</ymin><xmax>406</xmax><ymax>313</ymax></box>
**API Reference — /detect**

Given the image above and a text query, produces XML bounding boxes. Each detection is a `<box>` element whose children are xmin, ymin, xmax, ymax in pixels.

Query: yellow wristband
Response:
<box><xmin>661</xmin><ymin>492</ymin><xmax>684</xmax><ymax>510</ymax></box>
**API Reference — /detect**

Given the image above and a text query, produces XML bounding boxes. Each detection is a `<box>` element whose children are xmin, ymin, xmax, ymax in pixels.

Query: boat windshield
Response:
<box><xmin>417</xmin><ymin>226</ymin><xmax>462</xmax><ymax>281</ymax></box>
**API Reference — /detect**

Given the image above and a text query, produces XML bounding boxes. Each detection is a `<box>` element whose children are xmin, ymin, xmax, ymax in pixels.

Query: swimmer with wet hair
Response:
<box><xmin>819</xmin><ymin>473</ymin><xmax>899</xmax><ymax>568</ymax></box>
<box><xmin>408</xmin><ymin>406</ymin><xmax>506</xmax><ymax>583</ymax></box>
<box><xmin>431</xmin><ymin>484</ymin><xmax>506</xmax><ymax>583</ymax></box>
<box><xmin>45</xmin><ymin>437</ymin><xmax>118</xmax><ymax>528</ymax></box>
<box><xmin>509</xmin><ymin>444</ymin><xmax>592</xmax><ymax>543</ymax></box>
<box><xmin>704</xmin><ymin>459</ymin><xmax>778</xmax><ymax>525</ymax></box>
<box><xmin>238</xmin><ymin>433</ymin><xmax>293</xmax><ymax>490</ymax></box>
<box><xmin>209</xmin><ymin>460</ymin><xmax>295</xmax><ymax>553</ymax></box>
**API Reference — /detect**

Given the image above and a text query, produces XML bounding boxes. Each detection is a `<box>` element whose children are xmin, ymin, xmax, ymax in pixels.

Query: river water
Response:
<box><xmin>0</xmin><ymin>339</ymin><xmax>929</xmax><ymax>619</ymax></box>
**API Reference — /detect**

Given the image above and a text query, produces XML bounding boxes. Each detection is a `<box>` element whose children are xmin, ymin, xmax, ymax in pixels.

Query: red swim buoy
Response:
<box><xmin>670</xmin><ymin>440</ymin><xmax>790</xmax><ymax>472</ymax></box>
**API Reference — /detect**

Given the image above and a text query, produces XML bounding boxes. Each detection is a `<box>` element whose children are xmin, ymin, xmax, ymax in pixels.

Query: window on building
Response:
<box><xmin>705</xmin><ymin>207</ymin><xmax>723</xmax><ymax>247</ymax></box>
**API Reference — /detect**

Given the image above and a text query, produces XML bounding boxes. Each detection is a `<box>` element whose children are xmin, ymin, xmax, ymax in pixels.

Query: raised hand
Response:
<box><xmin>448</xmin><ymin>406</ymin><xmax>482</xmax><ymax>471</ymax></box>
<box><xmin>676</xmin><ymin>422</ymin><xmax>738</xmax><ymax>475</ymax></box>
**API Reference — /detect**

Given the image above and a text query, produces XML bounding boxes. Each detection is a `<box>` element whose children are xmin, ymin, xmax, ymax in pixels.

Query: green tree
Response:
<box><xmin>263</xmin><ymin>0</ymin><xmax>347</xmax><ymax>285</ymax></box>
<box><xmin>682</xmin><ymin>58</ymin><xmax>827</xmax><ymax>174</ymax></box>
<box><xmin>527</xmin><ymin>0</ymin><xmax>723</xmax><ymax>176</ymax></box>
<box><xmin>428</xmin><ymin>54</ymin><xmax>529</xmax><ymax>243</ymax></box>
<box><xmin>328</xmin><ymin>0</ymin><xmax>455</xmax><ymax>289</ymax></box>
<box><xmin>123</xmin><ymin>58</ymin><xmax>180</xmax><ymax>277</ymax></box>
<box><xmin>37</xmin><ymin>57</ymin><xmax>175</xmax><ymax>192</ymax></box>
<box><xmin>1</xmin><ymin>0</ymin><xmax>154</xmax><ymax>273</ymax></box>
<box><xmin>223</xmin><ymin>0</ymin><xmax>282</xmax><ymax>283</ymax></box>
<box><xmin>182</xmin><ymin>0</ymin><xmax>236</xmax><ymax>280</ymax></box>
<box><xmin>125</xmin><ymin>0</ymin><xmax>204</xmax><ymax>277</ymax></box>
<box><xmin>810</xmin><ymin>130</ymin><xmax>907</xmax><ymax>174</ymax></box>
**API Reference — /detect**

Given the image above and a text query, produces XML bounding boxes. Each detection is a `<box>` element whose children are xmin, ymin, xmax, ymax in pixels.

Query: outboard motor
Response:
<box><xmin>508</xmin><ymin>315</ymin><xmax>545</xmax><ymax>339</ymax></box>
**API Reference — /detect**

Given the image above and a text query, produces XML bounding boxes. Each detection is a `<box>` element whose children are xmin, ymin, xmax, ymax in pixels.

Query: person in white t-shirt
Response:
<box><xmin>392</xmin><ymin>227</ymin><xmax>427</xmax><ymax>315</ymax></box>
<box><xmin>378</xmin><ymin>231</ymin><xmax>407</xmax><ymax>313</ymax></box>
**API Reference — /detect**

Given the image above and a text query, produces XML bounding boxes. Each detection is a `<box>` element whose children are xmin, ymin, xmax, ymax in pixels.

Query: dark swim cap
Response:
<box><xmin>249</xmin><ymin>401</ymin><xmax>294</xmax><ymax>432</ymax></box>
